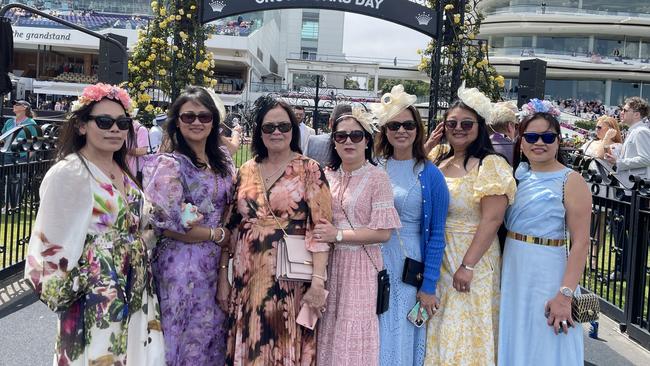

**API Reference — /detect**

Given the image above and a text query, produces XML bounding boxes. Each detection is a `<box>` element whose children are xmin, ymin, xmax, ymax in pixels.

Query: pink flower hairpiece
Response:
<box><xmin>71</xmin><ymin>83</ymin><xmax>134</xmax><ymax>114</ymax></box>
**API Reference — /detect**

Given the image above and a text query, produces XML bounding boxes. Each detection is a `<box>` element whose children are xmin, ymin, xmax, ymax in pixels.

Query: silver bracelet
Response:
<box><xmin>209</xmin><ymin>227</ymin><xmax>216</xmax><ymax>242</ymax></box>
<box><xmin>214</xmin><ymin>227</ymin><xmax>226</xmax><ymax>244</ymax></box>
<box><xmin>460</xmin><ymin>263</ymin><xmax>475</xmax><ymax>271</ymax></box>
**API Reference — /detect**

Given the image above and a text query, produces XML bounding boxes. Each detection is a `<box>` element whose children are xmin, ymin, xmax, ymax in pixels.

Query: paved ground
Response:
<box><xmin>1</xmin><ymin>275</ymin><xmax>649</xmax><ymax>366</ymax></box>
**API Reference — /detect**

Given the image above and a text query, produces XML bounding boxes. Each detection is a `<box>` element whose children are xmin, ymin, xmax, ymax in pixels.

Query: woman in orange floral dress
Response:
<box><xmin>222</xmin><ymin>96</ymin><xmax>332</xmax><ymax>365</ymax></box>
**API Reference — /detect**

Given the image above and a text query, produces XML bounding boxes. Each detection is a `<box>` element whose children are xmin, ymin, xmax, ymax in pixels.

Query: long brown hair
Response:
<box><xmin>57</xmin><ymin>97</ymin><xmax>136</xmax><ymax>185</ymax></box>
<box><xmin>375</xmin><ymin>105</ymin><xmax>427</xmax><ymax>169</ymax></box>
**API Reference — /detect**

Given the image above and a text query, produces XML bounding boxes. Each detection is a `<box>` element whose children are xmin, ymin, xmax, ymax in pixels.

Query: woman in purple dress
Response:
<box><xmin>143</xmin><ymin>86</ymin><xmax>235</xmax><ymax>365</ymax></box>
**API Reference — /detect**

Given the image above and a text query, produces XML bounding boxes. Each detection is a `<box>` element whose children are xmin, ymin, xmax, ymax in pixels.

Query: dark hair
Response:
<box><xmin>165</xmin><ymin>86</ymin><xmax>231</xmax><ymax>177</ymax></box>
<box><xmin>251</xmin><ymin>96</ymin><xmax>302</xmax><ymax>162</ymax></box>
<box><xmin>433</xmin><ymin>100</ymin><xmax>500</xmax><ymax>168</ymax></box>
<box><xmin>328</xmin><ymin>115</ymin><xmax>376</xmax><ymax>170</ymax></box>
<box><xmin>375</xmin><ymin>105</ymin><xmax>427</xmax><ymax>170</ymax></box>
<box><xmin>513</xmin><ymin>112</ymin><xmax>565</xmax><ymax>168</ymax></box>
<box><xmin>330</xmin><ymin>104</ymin><xmax>352</xmax><ymax>123</ymax></box>
<box><xmin>294</xmin><ymin>105</ymin><xmax>305</xmax><ymax>111</ymax></box>
<box><xmin>57</xmin><ymin>97</ymin><xmax>136</xmax><ymax>183</ymax></box>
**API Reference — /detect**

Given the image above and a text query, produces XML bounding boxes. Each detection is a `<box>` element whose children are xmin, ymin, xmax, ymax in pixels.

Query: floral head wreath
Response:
<box><xmin>456</xmin><ymin>81</ymin><xmax>493</xmax><ymax>122</ymax></box>
<box><xmin>202</xmin><ymin>86</ymin><xmax>227</xmax><ymax>122</ymax></box>
<box><xmin>370</xmin><ymin>85</ymin><xmax>418</xmax><ymax>125</ymax></box>
<box><xmin>71</xmin><ymin>83</ymin><xmax>133</xmax><ymax>114</ymax></box>
<box><xmin>519</xmin><ymin>98</ymin><xmax>561</xmax><ymax>120</ymax></box>
<box><xmin>335</xmin><ymin>106</ymin><xmax>378</xmax><ymax>134</ymax></box>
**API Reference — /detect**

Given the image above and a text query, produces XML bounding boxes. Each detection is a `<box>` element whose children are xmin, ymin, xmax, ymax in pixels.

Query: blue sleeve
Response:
<box><xmin>1</xmin><ymin>119</ymin><xmax>13</xmax><ymax>134</ymax></box>
<box><xmin>420</xmin><ymin>163</ymin><xmax>449</xmax><ymax>295</ymax></box>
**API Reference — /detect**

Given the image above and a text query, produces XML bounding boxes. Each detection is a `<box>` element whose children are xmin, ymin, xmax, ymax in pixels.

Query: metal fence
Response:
<box><xmin>568</xmin><ymin>152</ymin><xmax>650</xmax><ymax>350</ymax></box>
<box><xmin>0</xmin><ymin>123</ymin><xmax>58</xmax><ymax>278</ymax></box>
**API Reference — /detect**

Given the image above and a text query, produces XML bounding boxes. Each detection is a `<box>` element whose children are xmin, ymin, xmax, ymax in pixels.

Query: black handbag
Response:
<box><xmin>402</xmin><ymin>257</ymin><xmax>424</xmax><ymax>288</ymax></box>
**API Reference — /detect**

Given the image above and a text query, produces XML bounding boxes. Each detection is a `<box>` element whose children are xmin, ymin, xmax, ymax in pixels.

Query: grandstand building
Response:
<box><xmin>479</xmin><ymin>0</ymin><xmax>650</xmax><ymax>107</ymax></box>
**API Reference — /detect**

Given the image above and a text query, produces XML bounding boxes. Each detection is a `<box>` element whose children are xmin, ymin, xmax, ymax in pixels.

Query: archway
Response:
<box><xmin>200</xmin><ymin>0</ymin><xmax>443</xmax><ymax>125</ymax></box>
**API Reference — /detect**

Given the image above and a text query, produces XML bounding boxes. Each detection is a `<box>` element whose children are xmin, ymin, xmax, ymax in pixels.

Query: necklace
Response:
<box><xmin>262</xmin><ymin>153</ymin><xmax>294</xmax><ymax>184</ymax></box>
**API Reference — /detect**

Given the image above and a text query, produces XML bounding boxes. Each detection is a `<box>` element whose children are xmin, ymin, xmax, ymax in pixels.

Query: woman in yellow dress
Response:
<box><xmin>425</xmin><ymin>83</ymin><xmax>516</xmax><ymax>365</ymax></box>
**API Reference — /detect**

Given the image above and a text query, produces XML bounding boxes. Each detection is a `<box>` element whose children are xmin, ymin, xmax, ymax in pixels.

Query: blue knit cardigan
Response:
<box><xmin>418</xmin><ymin>161</ymin><xmax>449</xmax><ymax>294</ymax></box>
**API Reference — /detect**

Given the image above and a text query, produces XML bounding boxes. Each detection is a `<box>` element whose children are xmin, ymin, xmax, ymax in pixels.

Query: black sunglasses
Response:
<box><xmin>179</xmin><ymin>112</ymin><xmax>213</xmax><ymax>124</ymax></box>
<box><xmin>595</xmin><ymin>126</ymin><xmax>603</xmax><ymax>130</ymax></box>
<box><xmin>522</xmin><ymin>132</ymin><xmax>558</xmax><ymax>144</ymax></box>
<box><xmin>90</xmin><ymin>115</ymin><xmax>133</xmax><ymax>130</ymax></box>
<box><xmin>261</xmin><ymin>122</ymin><xmax>293</xmax><ymax>134</ymax></box>
<box><xmin>333</xmin><ymin>130</ymin><xmax>365</xmax><ymax>144</ymax></box>
<box><xmin>385</xmin><ymin>120</ymin><xmax>418</xmax><ymax>131</ymax></box>
<box><xmin>444</xmin><ymin>119</ymin><xmax>477</xmax><ymax>131</ymax></box>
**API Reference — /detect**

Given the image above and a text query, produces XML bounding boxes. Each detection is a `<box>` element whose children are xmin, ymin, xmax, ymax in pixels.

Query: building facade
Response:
<box><xmin>479</xmin><ymin>0</ymin><xmax>650</xmax><ymax>106</ymax></box>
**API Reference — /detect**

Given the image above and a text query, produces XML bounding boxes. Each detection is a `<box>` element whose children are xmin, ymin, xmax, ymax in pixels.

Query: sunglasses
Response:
<box><xmin>333</xmin><ymin>130</ymin><xmax>365</xmax><ymax>144</ymax></box>
<box><xmin>444</xmin><ymin>119</ymin><xmax>477</xmax><ymax>131</ymax></box>
<box><xmin>261</xmin><ymin>122</ymin><xmax>293</xmax><ymax>134</ymax></box>
<box><xmin>179</xmin><ymin>112</ymin><xmax>213</xmax><ymax>124</ymax></box>
<box><xmin>385</xmin><ymin>120</ymin><xmax>418</xmax><ymax>131</ymax></box>
<box><xmin>595</xmin><ymin>126</ymin><xmax>603</xmax><ymax>130</ymax></box>
<box><xmin>90</xmin><ymin>115</ymin><xmax>133</xmax><ymax>130</ymax></box>
<box><xmin>522</xmin><ymin>132</ymin><xmax>558</xmax><ymax>144</ymax></box>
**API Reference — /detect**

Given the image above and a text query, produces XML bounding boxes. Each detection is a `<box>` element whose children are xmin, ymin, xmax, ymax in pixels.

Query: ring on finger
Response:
<box><xmin>561</xmin><ymin>320</ymin><xmax>568</xmax><ymax>326</ymax></box>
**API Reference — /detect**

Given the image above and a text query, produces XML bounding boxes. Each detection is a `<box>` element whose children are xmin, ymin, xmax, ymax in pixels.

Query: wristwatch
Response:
<box><xmin>559</xmin><ymin>286</ymin><xmax>574</xmax><ymax>298</ymax></box>
<box><xmin>335</xmin><ymin>230</ymin><xmax>343</xmax><ymax>243</ymax></box>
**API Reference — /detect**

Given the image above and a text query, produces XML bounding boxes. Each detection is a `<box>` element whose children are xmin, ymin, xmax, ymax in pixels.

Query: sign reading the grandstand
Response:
<box><xmin>201</xmin><ymin>0</ymin><xmax>438</xmax><ymax>37</ymax></box>
<box><xmin>13</xmin><ymin>29</ymin><xmax>72</xmax><ymax>42</ymax></box>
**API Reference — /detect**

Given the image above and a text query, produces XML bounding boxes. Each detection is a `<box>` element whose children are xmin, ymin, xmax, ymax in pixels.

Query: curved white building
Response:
<box><xmin>478</xmin><ymin>0</ymin><xmax>650</xmax><ymax>106</ymax></box>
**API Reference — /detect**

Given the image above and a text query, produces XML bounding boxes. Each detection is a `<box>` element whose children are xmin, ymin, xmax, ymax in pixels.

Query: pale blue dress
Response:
<box><xmin>498</xmin><ymin>163</ymin><xmax>584</xmax><ymax>366</ymax></box>
<box><xmin>379</xmin><ymin>158</ymin><xmax>426</xmax><ymax>366</ymax></box>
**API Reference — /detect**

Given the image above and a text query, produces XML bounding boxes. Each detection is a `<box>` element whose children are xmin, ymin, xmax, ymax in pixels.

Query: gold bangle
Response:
<box><xmin>311</xmin><ymin>274</ymin><xmax>327</xmax><ymax>281</ymax></box>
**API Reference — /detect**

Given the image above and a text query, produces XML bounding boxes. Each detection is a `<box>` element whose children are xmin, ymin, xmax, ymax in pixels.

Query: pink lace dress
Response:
<box><xmin>317</xmin><ymin>163</ymin><xmax>401</xmax><ymax>366</ymax></box>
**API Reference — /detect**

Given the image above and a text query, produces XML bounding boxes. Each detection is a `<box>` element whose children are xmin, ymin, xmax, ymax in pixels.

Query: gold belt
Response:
<box><xmin>507</xmin><ymin>231</ymin><xmax>566</xmax><ymax>247</ymax></box>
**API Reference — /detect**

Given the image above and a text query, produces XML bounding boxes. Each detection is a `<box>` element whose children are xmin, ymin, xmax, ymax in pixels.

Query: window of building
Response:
<box><xmin>537</xmin><ymin>36</ymin><xmax>589</xmax><ymax>55</ymax></box>
<box><xmin>611</xmin><ymin>81</ymin><xmax>641</xmax><ymax>106</ymax></box>
<box><xmin>301</xmin><ymin>20</ymin><xmax>319</xmax><ymax>40</ymax></box>
<box><xmin>594</xmin><ymin>38</ymin><xmax>624</xmax><ymax>57</ymax></box>
<box><xmin>257</xmin><ymin>48</ymin><xmax>264</xmax><ymax>61</ymax></box>
<box><xmin>270</xmin><ymin>57</ymin><xmax>278</xmax><ymax>74</ymax></box>
<box><xmin>300</xmin><ymin>47</ymin><xmax>317</xmax><ymax>60</ymax></box>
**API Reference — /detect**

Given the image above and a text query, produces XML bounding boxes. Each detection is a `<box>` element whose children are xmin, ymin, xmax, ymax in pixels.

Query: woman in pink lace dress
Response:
<box><xmin>314</xmin><ymin>110</ymin><xmax>401</xmax><ymax>366</ymax></box>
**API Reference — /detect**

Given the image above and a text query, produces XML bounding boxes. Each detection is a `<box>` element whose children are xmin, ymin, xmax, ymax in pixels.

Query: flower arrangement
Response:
<box><xmin>520</xmin><ymin>98</ymin><xmax>561</xmax><ymax>119</ymax></box>
<box><xmin>70</xmin><ymin>83</ymin><xmax>133</xmax><ymax>114</ymax></box>
<box><xmin>370</xmin><ymin>84</ymin><xmax>417</xmax><ymax>125</ymax></box>
<box><xmin>457</xmin><ymin>81</ymin><xmax>493</xmax><ymax>121</ymax></box>
<box><xmin>337</xmin><ymin>107</ymin><xmax>378</xmax><ymax>134</ymax></box>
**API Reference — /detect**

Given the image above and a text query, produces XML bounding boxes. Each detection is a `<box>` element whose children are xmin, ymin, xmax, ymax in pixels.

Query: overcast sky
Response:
<box><xmin>343</xmin><ymin>13</ymin><xmax>432</xmax><ymax>64</ymax></box>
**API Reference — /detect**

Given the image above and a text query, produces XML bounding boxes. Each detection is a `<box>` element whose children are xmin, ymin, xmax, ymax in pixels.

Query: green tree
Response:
<box><xmin>368</xmin><ymin>78</ymin><xmax>430</xmax><ymax>98</ymax></box>
<box><xmin>419</xmin><ymin>0</ymin><xmax>505</xmax><ymax>101</ymax></box>
<box><xmin>127</xmin><ymin>0</ymin><xmax>217</xmax><ymax>124</ymax></box>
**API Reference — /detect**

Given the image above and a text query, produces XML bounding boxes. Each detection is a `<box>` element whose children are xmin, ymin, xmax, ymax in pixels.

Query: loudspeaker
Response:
<box><xmin>98</xmin><ymin>34</ymin><xmax>128</xmax><ymax>85</ymax></box>
<box><xmin>517</xmin><ymin>58</ymin><xmax>547</xmax><ymax>107</ymax></box>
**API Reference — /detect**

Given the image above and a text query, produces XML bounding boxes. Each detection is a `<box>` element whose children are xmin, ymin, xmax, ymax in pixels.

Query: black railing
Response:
<box><xmin>568</xmin><ymin>151</ymin><xmax>650</xmax><ymax>350</ymax></box>
<box><xmin>0</xmin><ymin>123</ymin><xmax>59</xmax><ymax>278</ymax></box>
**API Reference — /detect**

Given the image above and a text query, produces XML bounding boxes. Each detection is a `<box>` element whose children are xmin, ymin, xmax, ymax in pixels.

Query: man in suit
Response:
<box><xmin>604</xmin><ymin>96</ymin><xmax>650</xmax><ymax>281</ymax></box>
<box><xmin>605</xmin><ymin>96</ymin><xmax>650</xmax><ymax>190</ymax></box>
<box><xmin>294</xmin><ymin>105</ymin><xmax>315</xmax><ymax>153</ymax></box>
<box><xmin>306</xmin><ymin>104</ymin><xmax>351</xmax><ymax>167</ymax></box>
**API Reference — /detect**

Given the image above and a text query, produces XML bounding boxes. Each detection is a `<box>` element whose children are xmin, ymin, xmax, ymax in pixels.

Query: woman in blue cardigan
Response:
<box><xmin>373</xmin><ymin>86</ymin><xmax>449</xmax><ymax>366</ymax></box>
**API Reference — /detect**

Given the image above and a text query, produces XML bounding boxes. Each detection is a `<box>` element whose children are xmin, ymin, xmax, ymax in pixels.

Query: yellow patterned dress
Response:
<box><xmin>425</xmin><ymin>155</ymin><xmax>516</xmax><ymax>365</ymax></box>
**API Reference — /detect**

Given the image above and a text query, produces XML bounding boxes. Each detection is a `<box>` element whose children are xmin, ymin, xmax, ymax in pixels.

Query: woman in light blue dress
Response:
<box><xmin>499</xmin><ymin>111</ymin><xmax>591</xmax><ymax>365</ymax></box>
<box><xmin>374</xmin><ymin>100</ymin><xmax>449</xmax><ymax>366</ymax></box>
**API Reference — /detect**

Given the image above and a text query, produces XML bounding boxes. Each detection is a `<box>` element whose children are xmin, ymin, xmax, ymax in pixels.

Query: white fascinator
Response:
<box><xmin>370</xmin><ymin>85</ymin><xmax>418</xmax><ymax>125</ymax></box>
<box><xmin>457</xmin><ymin>81</ymin><xmax>493</xmax><ymax>122</ymax></box>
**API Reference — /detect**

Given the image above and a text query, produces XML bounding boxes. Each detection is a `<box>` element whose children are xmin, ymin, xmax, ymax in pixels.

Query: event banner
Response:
<box><xmin>201</xmin><ymin>0</ymin><xmax>438</xmax><ymax>37</ymax></box>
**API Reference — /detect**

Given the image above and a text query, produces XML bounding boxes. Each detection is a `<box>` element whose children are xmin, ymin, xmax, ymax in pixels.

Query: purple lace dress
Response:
<box><xmin>143</xmin><ymin>153</ymin><xmax>234</xmax><ymax>366</ymax></box>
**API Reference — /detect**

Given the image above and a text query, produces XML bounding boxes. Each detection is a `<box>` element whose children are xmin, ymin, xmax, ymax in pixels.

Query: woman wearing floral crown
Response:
<box><xmin>498</xmin><ymin>104</ymin><xmax>591</xmax><ymax>365</ymax></box>
<box><xmin>426</xmin><ymin>83</ymin><xmax>516</xmax><ymax>365</ymax></box>
<box><xmin>24</xmin><ymin>83</ymin><xmax>165</xmax><ymax>366</ymax></box>
<box><xmin>372</xmin><ymin>85</ymin><xmax>449</xmax><ymax>366</ymax></box>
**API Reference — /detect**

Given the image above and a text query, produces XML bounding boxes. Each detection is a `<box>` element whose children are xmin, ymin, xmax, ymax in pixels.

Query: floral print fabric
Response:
<box><xmin>142</xmin><ymin>152</ymin><xmax>234</xmax><ymax>366</ymax></box>
<box><xmin>425</xmin><ymin>155</ymin><xmax>515</xmax><ymax>366</ymax></box>
<box><xmin>24</xmin><ymin>154</ymin><xmax>164</xmax><ymax>366</ymax></box>
<box><xmin>225</xmin><ymin>155</ymin><xmax>332</xmax><ymax>366</ymax></box>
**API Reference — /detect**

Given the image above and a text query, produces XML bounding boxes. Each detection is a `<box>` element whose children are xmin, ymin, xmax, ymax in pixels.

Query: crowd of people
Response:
<box><xmin>17</xmin><ymin>79</ymin><xmax>650</xmax><ymax>366</ymax></box>
<box><xmin>555</xmin><ymin>98</ymin><xmax>621</xmax><ymax>120</ymax></box>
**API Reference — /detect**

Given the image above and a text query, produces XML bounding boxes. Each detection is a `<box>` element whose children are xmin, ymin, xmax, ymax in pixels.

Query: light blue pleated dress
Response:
<box><xmin>379</xmin><ymin>158</ymin><xmax>426</xmax><ymax>366</ymax></box>
<box><xmin>498</xmin><ymin>163</ymin><xmax>584</xmax><ymax>366</ymax></box>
